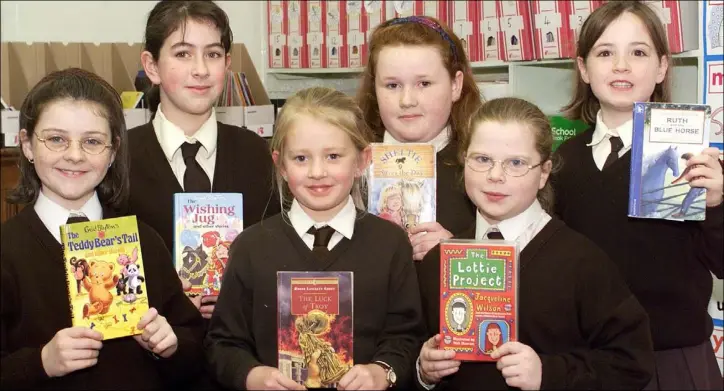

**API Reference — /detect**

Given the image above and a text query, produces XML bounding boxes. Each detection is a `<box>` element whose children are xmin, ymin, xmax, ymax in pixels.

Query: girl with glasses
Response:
<box><xmin>415</xmin><ymin>97</ymin><xmax>654</xmax><ymax>390</ymax></box>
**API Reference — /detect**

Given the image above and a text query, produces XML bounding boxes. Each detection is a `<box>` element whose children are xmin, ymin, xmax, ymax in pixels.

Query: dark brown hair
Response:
<box><xmin>8</xmin><ymin>68</ymin><xmax>129</xmax><ymax>209</ymax></box>
<box><xmin>562</xmin><ymin>1</ymin><xmax>672</xmax><ymax>125</ymax></box>
<box><xmin>357</xmin><ymin>15</ymin><xmax>482</xmax><ymax>148</ymax></box>
<box><xmin>143</xmin><ymin>0</ymin><xmax>233</xmax><ymax>114</ymax></box>
<box><xmin>461</xmin><ymin>98</ymin><xmax>558</xmax><ymax>213</ymax></box>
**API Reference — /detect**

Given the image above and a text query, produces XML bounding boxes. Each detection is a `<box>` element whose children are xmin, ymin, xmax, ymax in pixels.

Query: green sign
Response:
<box><xmin>449</xmin><ymin>249</ymin><xmax>506</xmax><ymax>290</ymax></box>
<box><xmin>549</xmin><ymin>115</ymin><xmax>589</xmax><ymax>151</ymax></box>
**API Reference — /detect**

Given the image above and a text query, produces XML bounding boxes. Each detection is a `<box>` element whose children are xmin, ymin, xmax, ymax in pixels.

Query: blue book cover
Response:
<box><xmin>173</xmin><ymin>193</ymin><xmax>243</xmax><ymax>296</ymax></box>
<box><xmin>629</xmin><ymin>102</ymin><xmax>711</xmax><ymax>221</ymax></box>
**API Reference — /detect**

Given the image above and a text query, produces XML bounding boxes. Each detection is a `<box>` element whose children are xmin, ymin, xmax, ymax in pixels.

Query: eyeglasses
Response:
<box><xmin>35</xmin><ymin>133</ymin><xmax>112</xmax><ymax>155</ymax></box>
<box><xmin>466</xmin><ymin>153</ymin><xmax>543</xmax><ymax>177</ymax></box>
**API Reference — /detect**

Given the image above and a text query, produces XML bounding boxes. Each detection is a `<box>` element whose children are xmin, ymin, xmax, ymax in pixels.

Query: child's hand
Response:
<box><xmin>685</xmin><ymin>148</ymin><xmax>723</xmax><ymax>207</ymax></box>
<box><xmin>180</xmin><ymin>277</ymin><xmax>203</xmax><ymax>311</ymax></box>
<box><xmin>199</xmin><ymin>295</ymin><xmax>217</xmax><ymax>319</ymax></box>
<box><xmin>246</xmin><ymin>366</ymin><xmax>306</xmax><ymax>390</ymax></box>
<box><xmin>133</xmin><ymin>307</ymin><xmax>178</xmax><ymax>358</ymax></box>
<box><xmin>338</xmin><ymin>363</ymin><xmax>387</xmax><ymax>390</ymax></box>
<box><xmin>41</xmin><ymin>327</ymin><xmax>103</xmax><ymax>377</ymax></box>
<box><xmin>492</xmin><ymin>341</ymin><xmax>542</xmax><ymax>391</ymax></box>
<box><xmin>418</xmin><ymin>334</ymin><xmax>461</xmax><ymax>385</ymax></box>
<box><xmin>409</xmin><ymin>222</ymin><xmax>453</xmax><ymax>261</ymax></box>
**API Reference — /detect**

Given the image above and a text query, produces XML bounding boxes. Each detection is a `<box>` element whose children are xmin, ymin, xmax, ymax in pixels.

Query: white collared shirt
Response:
<box><xmin>288</xmin><ymin>195</ymin><xmax>356</xmax><ymax>250</ymax></box>
<box><xmin>383</xmin><ymin>126</ymin><xmax>451</xmax><ymax>153</ymax></box>
<box><xmin>474</xmin><ymin>199</ymin><xmax>552</xmax><ymax>252</ymax></box>
<box><xmin>152</xmin><ymin>104</ymin><xmax>218</xmax><ymax>189</ymax></box>
<box><xmin>34</xmin><ymin>191</ymin><xmax>103</xmax><ymax>244</ymax></box>
<box><xmin>586</xmin><ymin>110</ymin><xmax>633</xmax><ymax>171</ymax></box>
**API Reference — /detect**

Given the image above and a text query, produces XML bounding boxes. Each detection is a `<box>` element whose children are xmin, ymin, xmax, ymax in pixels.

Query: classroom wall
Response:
<box><xmin>0</xmin><ymin>0</ymin><xmax>266</xmax><ymax>79</ymax></box>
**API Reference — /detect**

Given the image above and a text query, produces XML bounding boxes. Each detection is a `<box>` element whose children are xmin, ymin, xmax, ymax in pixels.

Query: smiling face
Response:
<box><xmin>464</xmin><ymin>121</ymin><xmax>551</xmax><ymax>226</ymax></box>
<box><xmin>274</xmin><ymin>114</ymin><xmax>368</xmax><ymax>222</ymax></box>
<box><xmin>374</xmin><ymin>45</ymin><xmax>462</xmax><ymax>142</ymax></box>
<box><xmin>487</xmin><ymin>325</ymin><xmax>501</xmax><ymax>345</ymax></box>
<box><xmin>21</xmin><ymin>99</ymin><xmax>115</xmax><ymax>211</ymax></box>
<box><xmin>387</xmin><ymin>193</ymin><xmax>402</xmax><ymax>212</ymax></box>
<box><xmin>577</xmin><ymin>12</ymin><xmax>668</xmax><ymax>117</ymax></box>
<box><xmin>452</xmin><ymin>305</ymin><xmax>466</xmax><ymax>325</ymax></box>
<box><xmin>142</xmin><ymin>18</ymin><xmax>230</xmax><ymax>124</ymax></box>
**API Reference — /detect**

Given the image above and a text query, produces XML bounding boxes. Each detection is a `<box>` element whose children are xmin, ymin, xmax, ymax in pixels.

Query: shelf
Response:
<box><xmin>265</xmin><ymin>49</ymin><xmax>702</xmax><ymax>75</ymax></box>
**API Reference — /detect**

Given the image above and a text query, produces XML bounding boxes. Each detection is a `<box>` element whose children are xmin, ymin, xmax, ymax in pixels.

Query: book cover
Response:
<box><xmin>277</xmin><ymin>271</ymin><xmax>353</xmax><ymax>388</ymax></box>
<box><xmin>629</xmin><ymin>102</ymin><xmax>712</xmax><ymax>221</ymax></box>
<box><xmin>368</xmin><ymin>143</ymin><xmax>436</xmax><ymax>233</ymax></box>
<box><xmin>439</xmin><ymin>239</ymin><xmax>519</xmax><ymax>362</ymax></box>
<box><xmin>173</xmin><ymin>193</ymin><xmax>243</xmax><ymax>296</ymax></box>
<box><xmin>61</xmin><ymin>215</ymin><xmax>149</xmax><ymax>340</ymax></box>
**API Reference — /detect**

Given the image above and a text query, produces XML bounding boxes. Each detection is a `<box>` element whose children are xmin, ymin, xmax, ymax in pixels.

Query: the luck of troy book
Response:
<box><xmin>173</xmin><ymin>193</ymin><xmax>243</xmax><ymax>297</ymax></box>
<box><xmin>629</xmin><ymin>102</ymin><xmax>712</xmax><ymax>221</ymax></box>
<box><xmin>277</xmin><ymin>271</ymin><xmax>353</xmax><ymax>388</ymax></box>
<box><xmin>368</xmin><ymin>143</ymin><xmax>436</xmax><ymax>233</ymax></box>
<box><xmin>61</xmin><ymin>215</ymin><xmax>149</xmax><ymax>340</ymax></box>
<box><xmin>439</xmin><ymin>239</ymin><xmax>519</xmax><ymax>362</ymax></box>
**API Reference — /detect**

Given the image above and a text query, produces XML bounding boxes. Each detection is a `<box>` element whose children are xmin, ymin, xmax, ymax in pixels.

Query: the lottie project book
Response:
<box><xmin>629</xmin><ymin>102</ymin><xmax>711</xmax><ymax>221</ymax></box>
<box><xmin>439</xmin><ymin>240</ymin><xmax>519</xmax><ymax>361</ymax></box>
<box><xmin>368</xmin><ymin>143</ymin><xmax>436</xmax><ymax>233</ymax></box>
<box><xmin>277</xmin><ymin>271</ymin><xmax>353</xmax><ymax>388</ymax></box>
<box><xmin>61</xmin><ymin>216</ymin><xmax>148</xmax><ymax>340</ymax></box>
<box><xmin>173</xmin><ymin>193</ymin><xmax>243</xmax><ymax>297</ymax></box>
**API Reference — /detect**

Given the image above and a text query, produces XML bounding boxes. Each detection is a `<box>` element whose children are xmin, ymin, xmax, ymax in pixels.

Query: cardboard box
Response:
<box><xmin>421</xmin><ymin>0</ymin><xmax>450</xmax><ymax>24</ymax></box>
<box><xmin>450</xmin><ymin>1</ymin><xmax>480</xmax><ymax>62</ymax></box>
<box><xmin>268</xmin><ymin>0</ymin><xmax>288</xmax><ymax>68</ymax></box>
<box><xmin>498</xmin><ymin>0</ymin><xmax>536</xmax><ymax>61</ymax></box>
<box><xmin>567</xmin><ymin>0</ymin><xmax>605</xmax><ymax>46</ymax></box>
<box><xmin>1</xmin><ymin>111</ymin><xmax>20</xmax><ymax>135</ymax></box>
<box><xmin>642</xmin><ymin>1</ymin><xmax>699</xmax><ymax>54</ymax></box>
<box><xmin>123</xmin><ymin>108</ymin><xmax>150</xmax><ymax>130</ymax></box>
<box><xmin>2</xmin><ymin>132</ymin><xmax>19</xmax><ymax>148</ymax></box>
<box><xmin>479</xmin><ymin>1</ymin><xmax>505</xmax><ymax>62</ymax></box>
<box><xmin>346</xmin><ymin>1</ymin><xmax>365</xmax><ymax>68</ymax></box>
<box><xmin>531</xmin><ymin>0</ymin><xmax>574</xmax><ymax>60</ymax></box>
<box><xmin>287</xmin><ymin>1</ymin><xmax>306</xmax><ymax>68</ymax></box>
<box><xmin>228</xmin><ymin>43</ymin><xmax>276</xmax><ymax>137</ymax></box>
<box><xmin>306</xmin><ymin>1</ymin><xmax>326</xmax><ymax>68</ymax></box>
<box><xmin>325</xmin><ymin>1</ymin><xmax>346</xmax><ymax>68</ymax></box>
<box><xmin>362</xmin><ymin>0</ymin><xmax>386</xmax><ymax>66</ymax></box>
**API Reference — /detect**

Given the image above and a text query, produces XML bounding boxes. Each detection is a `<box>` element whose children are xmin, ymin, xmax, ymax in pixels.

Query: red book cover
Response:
<box><xmin>277</xmin><ymin>271</ymin><xmax>354</xmax><ymax>388</ymax></box>
<box><xmin>450</xmin><ymin>1</ymin><xmax>480</xmax><ymax>62</ymax></box>
<box><xmin>439</xmin><ymin>240</ymin><xmax>519</xmax><ymax>361</ymax></box>
<box><xmin>268</xmin><ymin>0</ymin><xmax>288</xmax><ymax>68</ymax></box>
<box><xmin>498</xmin><ymin>0</ymin><xmax>535</xmax><ymax>61</ymax></box>
<box><xmin>287</xmin><ymin>1</ymin><xmax>306</xmax><ymax>68</ymax></box>
<box><xmin>479</xmin><ymin>1</ymin><xmax>505</xmax><ymax>62</ymax></box>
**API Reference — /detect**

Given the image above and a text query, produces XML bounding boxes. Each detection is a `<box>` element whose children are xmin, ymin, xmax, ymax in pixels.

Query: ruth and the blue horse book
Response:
<box><xmin>629</xmin><ymin>102</ymin><xmax>711</xmax><ymax>221</ymax></box>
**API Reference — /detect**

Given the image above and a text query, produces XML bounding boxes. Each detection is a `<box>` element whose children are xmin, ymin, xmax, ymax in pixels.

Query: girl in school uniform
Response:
<box><xmin>206</xmin><ymin>87</ymin><xmax>425</xmax><ymax>391</ymax></box>
<box><xmin>357</xmin><ymin>15</ymin><xmax>482</xmax><ymax>260</ymax></box>
<box><xmin>0</xmin><ymin>68</ymin><xmax>204</xmax><ymax>390</ymax></box>
<box><xmin>553</xmin><ymin>2</ymin><xmax>723</xmax><ymax>389</ymax></box>
<box><xmin>127</xmin><ymin>0</ymin><xmax>280</xmax><ymax>319</ymax></box>
<box><xmin>416</xmin><ymin>98</ymin><xmax>654</xmax><ymax>390</ymax></box>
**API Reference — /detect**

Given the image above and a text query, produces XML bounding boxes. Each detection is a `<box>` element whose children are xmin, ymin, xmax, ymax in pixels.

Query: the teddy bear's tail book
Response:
<box><xmin>60</xmin><ymin>215</ymin><xmax>149</xmax><ymax>340</ymax></box>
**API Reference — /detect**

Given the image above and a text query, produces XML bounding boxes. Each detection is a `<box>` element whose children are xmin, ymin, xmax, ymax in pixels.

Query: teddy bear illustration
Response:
<box><xmin>82</xmin><ymin>260</ymin><xmax>119</xmax><ymax>319</ymax></box>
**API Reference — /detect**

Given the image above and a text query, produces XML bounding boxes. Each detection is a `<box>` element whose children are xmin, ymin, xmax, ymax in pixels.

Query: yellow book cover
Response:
<box><xmin>368</xmin><ymin>143</ymin><xmax>437</xmax><ymax>233</ymax></box>
<box><xmin>60</xmin><ymin>215</ymin><xmax>148</xmax><ymax>340</ymax></box>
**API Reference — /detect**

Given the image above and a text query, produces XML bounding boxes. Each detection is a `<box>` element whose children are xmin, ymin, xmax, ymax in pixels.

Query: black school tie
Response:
<box><xmin>181</xmin><ymin>142</ymin><xmax>211</xmax><ymax>192</ymax></box>
<box><xmin>307</xmin><ymin>226</ymin><xmax>336</xmax><ymax>257</ymax></box>
<box><xmin>486</xmin><ymin>229</ymin><xmax>504</xmax><ymax>240</ymax></box>
<box><xmin>602</xmin><ymin>136</ymin><xmax>624</xmax><ymax>170</ymax></box>
<box><xmin>66</xmin><ymin>213</ymin><xmax>90</xmax><ymax>224</ymax></box>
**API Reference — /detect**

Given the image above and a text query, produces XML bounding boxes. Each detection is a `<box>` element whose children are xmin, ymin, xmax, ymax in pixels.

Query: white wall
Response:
<box><xmin>0</xmin><ymin>0</ymin><xmax>267</xmax><ymax>80</ymax></box>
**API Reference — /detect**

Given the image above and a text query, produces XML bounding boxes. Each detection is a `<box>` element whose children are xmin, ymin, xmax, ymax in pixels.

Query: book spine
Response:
<box><xmin>59</xmin><ymin>224</ymin><xmax>76</xmax><ymax>326</ymax></box>
<box><xmin>629</xmin><ymin>103</ymin><xmax>647</xmax><ymax>217</ymax></box>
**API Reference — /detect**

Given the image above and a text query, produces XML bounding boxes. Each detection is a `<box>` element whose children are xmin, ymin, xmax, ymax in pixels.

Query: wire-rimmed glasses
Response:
<box><xmin>466</xmin><ymin>153</ymin><xmax>543</xmax><ymax>177</ymax></box>
<box><xmin>35</xmin><ymin>133</ymin><xmax>112</xmax><ymax>155</ymax></box>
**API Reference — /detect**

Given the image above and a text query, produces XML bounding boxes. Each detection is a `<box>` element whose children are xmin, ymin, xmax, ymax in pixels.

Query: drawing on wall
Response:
<box><xmin>709</xmin><ymin>5</ymin><xmax>723</xmax><ymax>53</ymax></box>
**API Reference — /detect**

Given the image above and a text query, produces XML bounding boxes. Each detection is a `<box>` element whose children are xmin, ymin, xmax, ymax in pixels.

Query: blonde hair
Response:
<box><xmin>460</xmin><ymin>98</ymin><xmax>558</xmax><ymax>214</ymax></box>
<box><xmin>356</xmin><ymin>15</ymin><xmax>482</xmax><ymax>155</ymax></box>
<box><xmin>376</xmin><ymin>183</ymin><xmax>401</xmax><ymax>213</ymax></box>
<box><xmin>270</xmin><ymin>87</ymin><xmax>374</xmax><ymax>212</ymax></box>
<box><xmin>562</xmin><ymin>1</ymin><xmax>672</xmax><ymax>125</ymax></box>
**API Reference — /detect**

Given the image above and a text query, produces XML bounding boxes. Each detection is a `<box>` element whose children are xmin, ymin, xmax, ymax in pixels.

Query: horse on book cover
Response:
<box><xmin>641</xmin><ymin>144</ymin><xmax>680</xmax><ymax>216</ymax></box>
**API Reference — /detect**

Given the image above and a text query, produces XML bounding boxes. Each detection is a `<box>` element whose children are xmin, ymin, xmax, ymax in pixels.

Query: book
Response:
<box><xmin>629</xmin><ymin>102</ymin><xmax>712</xmax><ymax>221</ymax></box>
<box><xmin>277</xmin><ymin>271</ymin><xmax>353</xmax><ymax>388</ymax></box>
<box><xmin>439</xmin><ymin>239</ymin><xmax>519</xmax><ymax>361</ymax></box>
<box><xmin>367</xmin><ymin>143</ymin><xmax>437</xmax><ymax>233</ymax></box>
<box><xmin>173</xmin><ymin>193</ymin><xmax>244</xmax><ymax>296</ymax></box>
<box><xmin>60</xmin><ymin>216</ymin><xmax>149</xmax><ymax>340</ymax></box>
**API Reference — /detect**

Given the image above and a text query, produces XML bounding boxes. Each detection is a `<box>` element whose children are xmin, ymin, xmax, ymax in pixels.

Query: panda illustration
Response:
<box><xmin>124</xmin><ymin>263</ymin><xmax>145</xmax><ymax>295</ymax></box>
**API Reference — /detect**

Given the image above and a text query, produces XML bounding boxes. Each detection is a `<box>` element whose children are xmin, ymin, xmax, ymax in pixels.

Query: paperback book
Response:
<box><xmin>367</xmin><ymin>143</ymin><xmax>436</xmax><ymax>233</ymax></box>
<box><xmin>439</xmin><ymin>239</ymin><xmax>519</xmax><ymax>361</ymax></box>
<box><xmin>277</xmin><ymin>271</ymin><xmax>353</xmax><ymax>388</ymax></box>
<box><xmin>629</xmin><ymin>102</ymin><xmax>711</xmax><ymax>221</ymax></box>
<box><xmin>61</xmin><ymin>215</ymin><xmax>149</xmax><ymax>340</ymax></box>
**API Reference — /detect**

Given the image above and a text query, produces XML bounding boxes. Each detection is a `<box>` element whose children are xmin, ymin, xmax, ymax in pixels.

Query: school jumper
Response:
<box><xmin>0</xmin><ymin>195</ymin><xmax>204</xmax><ymax>390</ymax></box>
<box><xmin>415</xmin><ymin>204</ymin><xmax>655</xmax><ymax>390</ymax></box>
<box><xmin>553</xmin><ymin>126</ymin><xmax>723</xmax><ymax>389</ymax></box>
<box><xmin>205</xmin><ymin>196</ymin><xmax>426</xmax><ymax>390</ymax></box>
